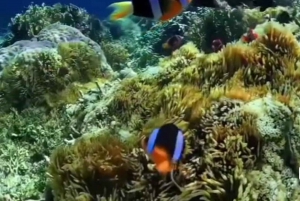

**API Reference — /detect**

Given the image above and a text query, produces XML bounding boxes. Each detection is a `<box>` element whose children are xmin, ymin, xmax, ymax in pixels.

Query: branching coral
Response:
<box><xmin>0</xmin><ymin>107</ymin><xmax>71</xmax><ymax>200</ymax></box>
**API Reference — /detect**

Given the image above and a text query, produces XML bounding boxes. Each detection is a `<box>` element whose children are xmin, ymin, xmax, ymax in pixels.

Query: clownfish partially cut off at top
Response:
<box><xmin>108</xmin><ymin>0</ymin><xmax>192</xmax><ymax>22</ymax></box>
<box><xmin>241</xmin><ymin>29</ymin><xmax>258</xmax><ymax>43</ymax></box>
<box><xmin>141</xmin><ymin>123</ymin><xmax>186</xmax><ymax>190</ymax></box>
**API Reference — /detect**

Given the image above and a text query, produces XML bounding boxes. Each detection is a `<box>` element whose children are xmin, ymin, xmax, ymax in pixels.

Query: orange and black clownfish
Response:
<box><xmin>141</xmin><ymin>123</ymin><xmax>185</xmax><ymax>190</ymax></box>
<box><xmin>242</xmin><ymin>29</ymin><xmax>258</xmax><ymax>43</ymax></box>
<box><xmin>108</xmin><ymin>0</ymin><xmax>192</xmax><ymax>22</ymax></box>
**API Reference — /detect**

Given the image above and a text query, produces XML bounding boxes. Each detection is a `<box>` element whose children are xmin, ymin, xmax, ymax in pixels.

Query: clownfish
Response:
<box><xmin>162</xmin><ymin>35</ymin><xmax>185</xmax><ymax>51</ymax></box>
<box><xmin>211</xmin><ymin>38</ymin><xmax>224</xmax><ymax>52</ymax></box>
<box><xmin>242</xmin><ymin>29</ymin><xmax>258</xmax><ymax>43</ymax></box>
<box><xmin>141</xmin><ymin>123</ymin><xmax>185</xmax><ymax>190</ymax></box>
<box><xmin>108</xmin><ymin>0</ymin><xmax>191</xmax><ymax>22</ymax></box>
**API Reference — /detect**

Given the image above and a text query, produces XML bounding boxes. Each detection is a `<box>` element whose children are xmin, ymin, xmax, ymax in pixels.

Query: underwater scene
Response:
<box><xmin>0</xmin><ymin>0</ymin><xmax>300</xmax><ymax>200</ymax></box>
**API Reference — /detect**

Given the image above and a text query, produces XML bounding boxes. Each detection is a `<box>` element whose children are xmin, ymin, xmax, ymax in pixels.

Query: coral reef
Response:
<box><xmin>185</xmin><ymin>8</ymin><xmax>246</xmax><ymax>52</ymax></box>
<box><xmin>3</xmin><ymin>3</ymin><xmax>109</xmax><ymax>46</ymax></box>
<box><xmin>2</xmin><ymin>2</ymin><xmax>300</xmax><ymax>201</ymax></box>
<box><xmin>0</xmin><ymin>107</ymin><xmax>72</xmax><ymax>200</ymax></box>
<box><xmin>47</xmin><ymin>21</ymin><xmax>300</xmax><ymax>201</ymax></box>
<box><xmin>100</xmin><ymin>41</ymin><xmax>130</xmax><ymax>71</ymax></box>
<box><xmin>0</xmin><ymin>23</ymin><xmax>114</xmax><ymax>110</ymax></box>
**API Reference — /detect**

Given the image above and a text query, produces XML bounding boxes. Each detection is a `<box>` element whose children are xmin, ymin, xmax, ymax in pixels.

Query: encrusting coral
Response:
<box><xmin>47</xmin><ymin>21</ymin><xmax>300</xmax><ymax>201</ymax></box>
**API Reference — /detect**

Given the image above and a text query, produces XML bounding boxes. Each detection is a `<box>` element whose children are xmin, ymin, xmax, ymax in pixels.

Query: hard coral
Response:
<box><xmin>0</xmin><ymin>107</ymin><xmax>71</xmax><ymax>200</ymax></box>
<box><xmin>5</xmin><ymin>3</ymin><xmax>107</xmax><ymax>46</ymax></box>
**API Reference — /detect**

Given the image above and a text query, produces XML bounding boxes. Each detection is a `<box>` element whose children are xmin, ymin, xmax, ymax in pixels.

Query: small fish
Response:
<box><xmin>241</xmin><ymin>29</ymin><xmax>258</xmax><ymax>43</ymax></box>
<box><xmin>162</xmin><ymin>35</ymin><xmax>184</xmax><ymax>51</ymax></box>
<box><xmin>141</xmin><ymin>123</ymin><xmax>185</xmax><ymax>190</ymax></box>
<box><xmin>211</xmin><ymin>39</ymin><xmax>224</xmax><ymax>52</ymax></box>
<box><xmin>107</xmin><ymin>0</ymin><xmax>191</xmax><ymax>22</ymax></box>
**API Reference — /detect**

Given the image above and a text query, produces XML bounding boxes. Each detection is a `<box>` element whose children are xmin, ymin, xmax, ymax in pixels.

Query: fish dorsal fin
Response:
<box><xmin>172</xmin><ymin>130</ymin><xmax>184</xmax><ymax>161</ymax></box>
<box><xmin>179</xmin><ymin>0</ymin><xmax>189</xmax><ymax>8</ymax></box>
<box><xmin>147</xmin><ymin>128</ymin><xmax>159</xmax><ymax>154</ymax></box>
<box><xmin>149</xmin><ymin>0</ymin><xmax>163</xmax><ymax>19</ymax></box>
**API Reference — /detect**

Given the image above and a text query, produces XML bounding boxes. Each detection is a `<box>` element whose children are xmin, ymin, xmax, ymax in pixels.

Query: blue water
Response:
<box><xmin>0</xmin><ymin>0</ymin><xmax>116</xmax><ymax>29</ymax></box>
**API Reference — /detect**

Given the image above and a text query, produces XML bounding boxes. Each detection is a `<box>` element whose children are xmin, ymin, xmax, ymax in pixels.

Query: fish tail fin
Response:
<box><xmin>108</xmin><ymin>1</ymin><xmax>133</xmax><ymax>21</ymax></box>
<box><xmin>170</xmin><ymin>170</ymin><xmax>182</xmax><ymax>192</ymax></box>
